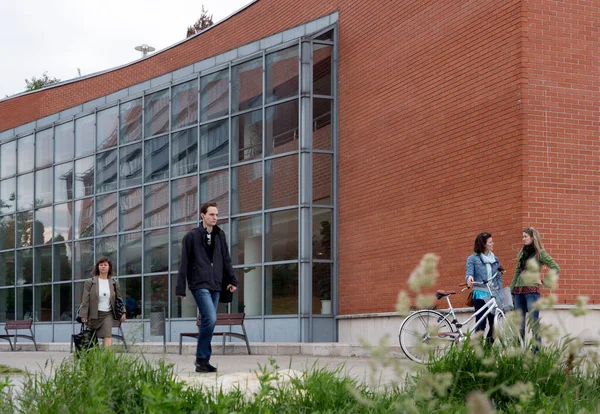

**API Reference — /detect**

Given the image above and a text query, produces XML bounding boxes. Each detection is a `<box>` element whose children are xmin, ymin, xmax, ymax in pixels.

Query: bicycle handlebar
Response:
<box><xmin>462</xmin><ymin>271</ymin><xmax>501</xmax><ymax>288</ymax></box>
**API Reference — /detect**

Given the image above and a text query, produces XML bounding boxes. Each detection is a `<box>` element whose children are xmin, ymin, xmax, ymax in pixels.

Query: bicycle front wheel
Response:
<box><xmin>494</xmin><ymin>310</ymin><xmax>523</xmax><ymax>349</ymax></box>
<box><xmin>398</xmin><ymin>310</ymin><xmax>455</xmax><ymax>364</ymax></box>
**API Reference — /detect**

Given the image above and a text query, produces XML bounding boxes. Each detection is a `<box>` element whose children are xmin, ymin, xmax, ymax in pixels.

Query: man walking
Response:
<box><xmin>176</xmin><ymin>202</ymin><xmax>238</xmax><ymax>373</ymax></box>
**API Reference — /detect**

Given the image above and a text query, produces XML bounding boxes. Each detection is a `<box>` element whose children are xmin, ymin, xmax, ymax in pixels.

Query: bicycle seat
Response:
<box><xmin>436</xmin><ymin>290</ymin><xmax>456</xmax><ymax>300</ymax></box>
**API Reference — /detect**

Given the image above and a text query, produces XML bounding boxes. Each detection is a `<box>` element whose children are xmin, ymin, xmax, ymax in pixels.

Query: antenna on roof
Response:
<box><xmin>134</xmin><ymin>44</ymin><xmax>156</xmax><ymax>58</ymax></box>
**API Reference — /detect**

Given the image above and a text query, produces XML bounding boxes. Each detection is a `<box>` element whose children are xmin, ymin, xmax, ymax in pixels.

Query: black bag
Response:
<box><xmin>73</xmin><ymin>323</ymin><xmax>98</xmax><ymax>353</ymax></box>
<box><xmin>114</xmin><ymin>297</ymin><xmax>125</xmax><ymax>320</ymax></box>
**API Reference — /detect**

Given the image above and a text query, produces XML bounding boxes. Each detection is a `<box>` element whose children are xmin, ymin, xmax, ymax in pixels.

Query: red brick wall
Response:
<box><xmin>1</xmin><ymin>0</ymin><xmax>597</xmax><ymax>315</ymax></box>
<box><xmin>521</xmin><ymin>0</ymin><xmax>600</xmax><ymax>303</ymax></box>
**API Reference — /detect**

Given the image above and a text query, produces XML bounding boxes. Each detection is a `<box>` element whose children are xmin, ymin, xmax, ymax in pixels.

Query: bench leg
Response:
<box><xmin>179</xmin><ymin>336</ymin><xmax>182</xmax><ymax>355</ymax></box>
<box><xmin>242</xmin><ymin>325</ymin><xmax>251</xmax><ymax>355</ymax></box>
<box><xmin>222</xmin><ymin>334</ymin><xmax>226</xmax><ymax>355</ymax></box>
<box><xmin>31</xmin><ymin>330</ymin><xmax>38</xmax><ymax>351</ymax></box>
<box><xmin>120</xmin><ymin>327</ymin><xmax>128</xmax><ymax>352</ymax></box>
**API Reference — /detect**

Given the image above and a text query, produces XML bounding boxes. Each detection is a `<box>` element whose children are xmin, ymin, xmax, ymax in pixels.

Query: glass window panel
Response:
<box><xmin>232</xmin><ymin>58</ymin><xmax>262</xmax><ymax>113</ymax></box>
<box><xmin>313</xmin><ymin>44</ymin><xmax>332</xmax><ymax>96</ymax></box>
<box><xmin>75</xmin><ymin>114</ymin><xmax>95</xmax><ymax>158</ymax></box>
<box><xmin>74</xmin><ymin>198</ymin><xmax>94</xmax><ymax>239</ymax></box>
<box><xmin>53</xmin><ymin>243</ymin><xmax>73</xmax><ymax>282</ymax></box>
<box><xmin>0</xmin><ymin>288</ymin><xmax>15</xmax><ymax>322</ymax></box>
<box><xmin>0</xmin><ymin>214</ymin><xmax>15</xmax><ymax>250</ymax></box>
<box><xmin>172</xmin><ymin>80</ymin><xmax>198</xmax><ymax>129</ymax></box>
<box><xmin>200</xmin><ymin>69</ymin><xmax>228</xmax><ymax>122</ymax></box>
<box><xmin>200</xmin><ymin>170</ymin><xmax>229</xmax><ymax>217</ymax></box>
<box><xmin>266</xmin><ymin>100</ymin><xmax>299</xmax><ymax>156</ymax></box>
<box><xmin>0</xmin><ymin>251</ymin><xmax>15</xmax><ymax>286</ymax></box>
<box><xmin>120</xmin><ymin>277</ymin><xmax>142</xmax><ymax>319</ymax></box>
<box><xmin>34</xmin><ymin>284</ymin><xmax>52</xmax><ymax>322</ymax></box>
<box><xmin>313</xmin><ymin>98</ymin><xmax>332</xmax><ymax>151</ymax></box>
<box><xmin>34</xmin><ymin>246</ymin><xmax>52</xmax><ymax>284</ymax></box>
<box><xmin>231</xmin><ymin>162</ymin><xmax>262</xmax><ymax>215</ymax></box>
<box><xmin>16</xmin><ymin>286</ymin><xmax>33</xmax><ymax>320</ymax></box>
<box><xmin>120</xmin><ymin>98</ymin><xmax>143</xmax><ymax>144</ymax></box>
<box><xmin>16</xmin><ymin>248</ymin><xmax>33</xmax><ymax>285</ymax></box>
<box><xmin>74</xmin><ymin>281</ymin><xmax>85</xmax><ymax>317</ymax></box>
<box><xmin>54</xmin><ymin>202</ymin><xmax>72</xmax><ymax>242</ymax></box>
<box><xmin>35</xmin><ymin>167</ymin><xmax>53</xmax><ymax>207</ymax></box>
<box><xmin>34</xmin><ymin>206</ymin><xmax>53</xmax><ymax>245</ymax></box>
<box><xmin>95</xmin><ymin>192</ymin><xmax>117</xmax><ymax>235</ymax></box>
<box><xmin>1</xmin><ymin>140</ymin><xmax>16</xmax><ymax>178</ymax></box>
<box><xmin>200</xmin><ymin>119</ymin><xmax>228</xmax><ymax>170</ymax></box>
<box><xmin>96</xmin><ymin>149</ymin><xmax>117</xmax><ymax>193</ymax></box>
<box><xmin>313</xmin><ymin>209</ymin><xmax>332</xmax><ymax>260</ymax></box>
<box><xmin>120</xmin><ymin>143</ymin><xmax>142</xmax><ymax>188</ymax></box>
<box><xmin>17</xmin><ymin>172</ymin><xmax>34</xmax><ymax>211</ymax></box>
<box><xmin>232</xmin><ymin>109</ymin><xmax>262</xmax><ymax>163</ymax></box>
<box><xmin>97</xmin><ymin>106</ymin><xmax>118</xmax><ymax>150</ymax></box>
<box><xmin>171</xmin><ymin>127</ymin><xmax>198</xmax><ymax>177</ymax></box>
<box><xmin>17</xmin><ymin>134</ymin><xmax>34</xmax><ymax>174</ymax></box>
<box><xmin>144</xmin><ymin>135</ymin><xmax>169</xmax><ymax>182</ymax></box>
<box><xmin>144</xmin><ymin>228</ymin><xmax>168</xmax><ymax>274</ymax></box>
<box><xmin>119</xmin><ymin>188</ymin><xmax>142</xmax><ymax>231</ymax></box>
<box><xmin>229</xmin><ymin>268</ymin><xmax>260</xmax><ymax>315</ymax></box>
<box><xmin>54</xmin><ymin>283</ymin><xmax>72</xmax><ymax>321</ymax></box>
<box><xmin>120</xmin><ymin>233</ymin><xmax>142</xmax><ymax>276</ymax></box>
<box><xmin>265</xmin><ymin>210</ymin><xmax>298</xmax><ymax>262</ymax></box>
<box><xmin>73</xmin><ymin>239</ymin><xmax>94</xmax><ymax>280</ymax></box>
<box><xmin>35</xmin><ymin>129</ymin><xmax>53</xmax><ymax>169</ymax></box>
<box><xmin>144</xmin><ymin>182</ymin><xmax>168</xmax><ymax>229</ymax></box>
<box><xmin>74</xmin><ymin>156</ymin><xmax>94</xmax><ymax>199</ymax></box>
<box><xmin>231</xmin><ymin>215</ymin><xmax>261</xmax><ymax>265</ymax></box>
<box><xmin>96</xmin><ymin>236</ymin><xmax>117</xmax><ymax>269</ymax></box>
<box><xmin>54</xmin><ymin>122</ymin><xmax>74</xmax><ymax>163</ymax></box>
<box><xmin>17</xmin><ymin>211</ymin><xmax>33</xmax><ymax>248</ymax></box>
<box><xmin>265</xmin><ymin>155</ymin><xmax>298</xmax><ymax>209</ymax></box>
<box><xmin>144</xmin><ymin>274</ymin><xmax>169</xmax><ymax>317</ymax></box>
<box><xmin>313</xmin><ymin>153</ymin><xmax>332</xmax><ymax>204</ymax></box>
<box><xmin>171</xmin><ymin>176</ymin><xmax>197</xmax><ymax>224</ymax></box>
<box><xmin>54</xmin><ymin>162</ymin><xmax>74</xmax><ymax>203</ymax></box>
<box><xmin>266</xmin><ymin>45</ymin><xmax>299</xmax><ymax>103</ymax></box>
<box><xmin>0</xmin><ymin>177</ymin><xmax>16</xmax><ymax>214</ymax></box>
<box><xmin>265</xmin><ymin>263</ymin><xmax>298</xmax><ymax>315</ymax></box>
<box><xmin>170</xmin><ymin>274</ymin><xmax>195</xmax><ymax>318</ymax></box>
<box><xmin>145</xmin><ymin>89</ymin><xmax>169</xmax><ymax>138</ymax></box>
<box><xmin>170</xmin><ymin>224</ymin><xmax>195</xmax><ymax>272</ymax></box>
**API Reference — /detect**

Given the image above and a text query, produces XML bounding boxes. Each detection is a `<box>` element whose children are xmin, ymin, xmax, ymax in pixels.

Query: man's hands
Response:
<box><xmin>227</xmin><ymin>284</ymin><xmax>237</xmax><ymax>293</ymax></box>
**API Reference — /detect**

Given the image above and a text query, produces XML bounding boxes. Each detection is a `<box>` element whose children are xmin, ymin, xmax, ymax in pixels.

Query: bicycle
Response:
<box><xmin>398</xmin><ymin>271</ymin><xmax>521</xmax><ymax>364</ymax></box>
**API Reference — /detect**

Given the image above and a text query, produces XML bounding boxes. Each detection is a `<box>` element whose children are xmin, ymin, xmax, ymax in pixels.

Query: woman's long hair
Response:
<box><xmin>94</xmin><ymin>256</ymin><xmax>113</xmax><ymax>277</ymax></box>
<box><xmin>522</xmin><ymin>227</ymin><xmax>544</xmax><ymax>256</ymax></box>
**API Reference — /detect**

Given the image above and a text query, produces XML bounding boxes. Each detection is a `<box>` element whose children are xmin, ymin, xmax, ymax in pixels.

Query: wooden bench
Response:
<box><xmin>179</xmin><ymin>313</ymin><xmax>251</xmax><ymax>355</ymax></box>
<box><xmin>0</xmin><ymin>320</ymin><xmax>38</xmax><ymax>351</ymax></box>
<box><xmin>70</xmin><ymin>320</ymin><xmax>128</xmax><ymax>352</ymax></box>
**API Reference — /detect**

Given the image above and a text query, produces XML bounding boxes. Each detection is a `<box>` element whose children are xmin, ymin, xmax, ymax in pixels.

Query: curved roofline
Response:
<box><xmin>0</xmin><ymin>0</ymin><xmax>258</xmax><ymax>104</ymax></box>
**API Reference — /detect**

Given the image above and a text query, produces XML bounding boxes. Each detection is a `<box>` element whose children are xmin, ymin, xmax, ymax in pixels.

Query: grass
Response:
<box><xmin>0</xmin><ymin>365</ymin><xmax>25</xmax><ymax>375</ymax></box>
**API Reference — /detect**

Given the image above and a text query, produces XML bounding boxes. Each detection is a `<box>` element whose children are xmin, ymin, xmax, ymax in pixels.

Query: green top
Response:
<box><xmin>510</xmin><ymin>249</ymin><xmax>560</xmax><ymax>291</ymax></box>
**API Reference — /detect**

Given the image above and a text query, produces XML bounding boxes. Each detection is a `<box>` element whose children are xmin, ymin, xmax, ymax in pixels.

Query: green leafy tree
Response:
<box><xmin>25</xmin><ymin>72</ymin><xmax>60</xmax><ymax>91</ymax></box>
<box><xmin>186</xmin><ymin>5</ymin><xmax>214</xmax><ymax>38</ymax></box>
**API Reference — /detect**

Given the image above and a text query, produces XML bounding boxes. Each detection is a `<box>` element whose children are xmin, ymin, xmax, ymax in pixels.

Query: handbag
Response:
<box><xmin>465</xmin><ymin>290</ymin><xmax>474</xmax><ymax>307</ymax></box>
<box><xmin>113</xmin><ymin>297</ymin><xmax>125</xmax><ymax>320</ymax></box>
<box><xmin>73</xmin><ymin>323</ymin><xmax>98</xmax><ymax>354</ymax></box>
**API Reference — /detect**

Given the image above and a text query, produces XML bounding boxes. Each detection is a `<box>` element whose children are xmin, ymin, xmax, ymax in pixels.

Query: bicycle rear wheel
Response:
<box><xmin>398</xmin><ymin>310</ymin><xmax>455</xmax><ymax>364</ymax></box>
<box><xmin>494</xmin><ymin>310</ymin><xmax>523</xmax><ymax>349</ymax></box>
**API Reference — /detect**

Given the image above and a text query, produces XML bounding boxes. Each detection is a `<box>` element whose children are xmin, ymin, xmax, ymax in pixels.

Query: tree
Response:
<box><xmin>186</xmin><ymin>5</ymin><xmax>214</xmax><ymax>38</ymax></box>
<box><xmin>25</xmin><ymin>72</ymin><xmax>60</xmax><ymax>91</ymax></box>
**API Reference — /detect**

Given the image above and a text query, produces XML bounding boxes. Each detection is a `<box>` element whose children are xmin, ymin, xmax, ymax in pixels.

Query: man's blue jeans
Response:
<box><xmin>190</xmin><ymin>288</ymin><xmax>220</xmax><ymax>360</ymax></box>
<box><xmin>514</xmin><ymin>292</ymin><xmax>540</xmax><ymax>343</ymax></box>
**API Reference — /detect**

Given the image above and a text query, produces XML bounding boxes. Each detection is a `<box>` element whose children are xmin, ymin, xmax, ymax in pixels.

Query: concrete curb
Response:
<box><xmin>0</xmin><ymin>342</ymin><xmax>407</xmax><ymax>358</ymax></box>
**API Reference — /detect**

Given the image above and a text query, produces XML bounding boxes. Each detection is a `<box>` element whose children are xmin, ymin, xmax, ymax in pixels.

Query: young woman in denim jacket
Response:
<box><xmin>465</xmin><ymin>232</ymin><xmax>504</xmax><ymax>344</ymax></box>
<box><xmin>510</xmin><ymin>227</ymin><xmax>559</xmax><ymax>342</ymax></box>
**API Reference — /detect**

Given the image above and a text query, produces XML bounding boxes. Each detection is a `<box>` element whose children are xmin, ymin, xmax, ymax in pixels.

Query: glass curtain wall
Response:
<box><xmin>0</xmin><ymin>28</ymin><xmax>336</xmax><ymax>342</ymax></box>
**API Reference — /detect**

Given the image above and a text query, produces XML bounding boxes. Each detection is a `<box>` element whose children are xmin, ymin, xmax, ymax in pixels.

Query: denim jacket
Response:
<box><xmin>465</xmin><ymin>253</ymin><xmax>503</xmax><ymax>296</ymax></box>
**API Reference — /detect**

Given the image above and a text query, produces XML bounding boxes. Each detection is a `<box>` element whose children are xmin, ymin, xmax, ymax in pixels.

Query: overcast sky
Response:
<box><xmin>0</xmin><ymin>0</ymin><xmax>254</xmax><ymax>98</ymax></box>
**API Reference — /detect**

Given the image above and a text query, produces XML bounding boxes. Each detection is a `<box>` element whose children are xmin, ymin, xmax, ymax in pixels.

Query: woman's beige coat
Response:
<box><xmin>79</xmin><ymin>276</ymin><xmax>124</xmax><ymax>320</ymax></box>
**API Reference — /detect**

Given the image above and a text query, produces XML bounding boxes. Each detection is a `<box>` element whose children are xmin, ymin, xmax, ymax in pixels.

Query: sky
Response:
<box><xmin>0</xmin><ymin>0</ymin><xmax>254</xmax><ymax>98</ymax></box>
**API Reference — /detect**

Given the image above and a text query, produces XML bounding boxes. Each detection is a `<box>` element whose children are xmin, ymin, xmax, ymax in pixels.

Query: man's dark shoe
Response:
<box><xmin>195</xmin><ymin>358</ymin><xmax>217</xmax><ymax>373</ymax></box>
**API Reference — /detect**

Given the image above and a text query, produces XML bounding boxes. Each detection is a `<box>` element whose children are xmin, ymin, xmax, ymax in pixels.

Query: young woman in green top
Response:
<box><xmin>510</xmin><ymin>227</ymin><xmax>560</xmax><ymax>342</ymax></box>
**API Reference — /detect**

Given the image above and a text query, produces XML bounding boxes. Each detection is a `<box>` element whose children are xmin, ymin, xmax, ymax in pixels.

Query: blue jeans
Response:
<box><xmin>190</xmin><ymin>288</ymin><xmax>220</xmax><ymax>360</ymax></box>
<box><xmin>514</xmin><ymin>292</ymin><xmax>540</xmax><ymax>343</ymax></box>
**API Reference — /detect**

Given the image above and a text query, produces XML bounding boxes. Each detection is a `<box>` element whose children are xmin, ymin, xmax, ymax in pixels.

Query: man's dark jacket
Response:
<box><xmin>176</xmin><ymin>225</ymin><xmax>238</xmax><ymax>300</ymax></box>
